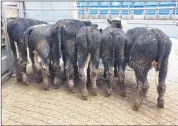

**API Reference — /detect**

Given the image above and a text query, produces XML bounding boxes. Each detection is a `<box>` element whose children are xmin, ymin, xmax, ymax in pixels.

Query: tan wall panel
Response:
<box><xmin>4</xmin><ymin>7</ymin><xmax>19</xmax><ymax>18</ymax></box>
<box><xmin>4</xmin><ymin>2</ymin><xmax>18</xmax><ymax>6</ymax></box>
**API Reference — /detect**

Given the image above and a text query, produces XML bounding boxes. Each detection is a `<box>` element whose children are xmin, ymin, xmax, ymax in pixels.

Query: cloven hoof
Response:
<box><xmin>157</xmin><ymin>97</ymin><xmax>164</xmax><ymax>108</ymax></box>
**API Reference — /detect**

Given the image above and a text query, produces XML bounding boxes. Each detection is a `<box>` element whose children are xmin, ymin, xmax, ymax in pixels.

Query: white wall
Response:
<box><xmin>24</xmin><ymin>2</ymin><xmax>78</xmax><ymax>21</ymax></box>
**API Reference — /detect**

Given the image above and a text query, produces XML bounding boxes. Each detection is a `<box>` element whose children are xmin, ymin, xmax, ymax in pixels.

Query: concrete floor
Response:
<box><xmin>2</xmin><ymin>39</ymin><xmax>178</xmax><ymax>125</ymax></box>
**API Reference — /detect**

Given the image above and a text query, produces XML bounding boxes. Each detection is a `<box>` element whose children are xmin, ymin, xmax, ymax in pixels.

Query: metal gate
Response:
<box><xmin>1</xmin><ymin>2</ymin><xmax>19</xmax><ymax>83</ymax></box>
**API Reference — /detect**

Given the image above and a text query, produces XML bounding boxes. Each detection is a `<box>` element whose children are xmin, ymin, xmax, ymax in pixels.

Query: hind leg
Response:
<box><xmin>102</xmin><ymin>59</ymin><xmax>113</xmax><ymax>97</ymax></box>
<box><xmin>132</xmin><ymin>67</ymin><xmax>149</xmax><ymax>111</ymax></box>
<box><xmin>117</xmin><ymin>49</ymin><xmax>126</xmax><ymax>97</ymax></box>
<box><xmin>77</xmin><ymin>47</ymin><xmax>90</xmax><ymax>100</ymax></box>
<box><xmin>10</xmin><ymin>39</ymin><xmax>22</xmax><ymax>81</ymax></box>
<box><xmin>64</xmin><ymin>39</ymin><xmax>77</xmax><ymax>93</ymax></box>
<box><xmin>52</xmin><ymin>60</ymin><xmax>62</xmax><ymax>89</ymax></box>
<box><xmin>90</xmin><ymin>48</ymin><xmax>100</xmax><ymax>96</ymax></box>
<box><xmin>62</xmin><ymin>52</ymin><xmax>67</xmax><ymax>80</ymax></box>
<box><xmin>74</xmin><ymin>46</ymin><xmax>79</xmax><ymax>81</ymax></box>
<box><xmin>157</xmin><ymin>57</ymin><xmax>168</xmax><ymax>108</ymax></box>
<box><xmin>102</xmin><ymin>57</ymin><xmax>113</xmax><ymax>96</ymax></box>
<box><xmin>41</xmin><ymin>63</ymin><xmax>54</xmax><ymax>90</ymax></box>
<box><xmin>90</xmin><ymin>62</ymin><xmax>98</xmax><ymax>96</ymax></box>
<box><xmin>114</xmin><ymin>59</ymin><xmax>118</xmax><ymax>77</ymax></box>
<box><xmin>29</xmin><ymin>50</ymin><xmax>43</xmax><ymax>83</ymax></box>
<box><xmin>65</xmin><ymin>60</ymin><xmax>76</xmax><ymax>93</ymax></box>
<box><xmin>63</xmin><ymin>52</ymin><xmax>77</xmax><ymax>93</ymax></box>
<box><xmin>18</xmin><ymin>42</ymin><xmax>28</xmax><ymax>85</ymax></box>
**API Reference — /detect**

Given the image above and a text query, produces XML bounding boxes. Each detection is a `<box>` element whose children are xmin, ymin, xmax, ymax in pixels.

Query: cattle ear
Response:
<box><xmin>99</xmin><ymin>29</ymin><xmax>102</xmax><ymax>33</ymax></box>
<box><xmin>83</xmin><ymin>21</ymin><xmax>92</xmax><ymax>26</ymax></box>
<box><xmin>107</xmin><ymin>19</ymin><xmax>111</xmax><ymax>24</ymax></box>
<box><xmin>93</xmin><ymin>24</ymin><xmax>98</xmax><ymax>28</ymax></box>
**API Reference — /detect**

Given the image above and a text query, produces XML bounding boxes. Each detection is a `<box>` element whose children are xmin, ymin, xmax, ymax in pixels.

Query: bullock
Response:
<box><xmin>50</xmin><ymin>19</ymin><xmax>94</xmax><ymax>93</ymax></box>
<box><xmin>23</xmin><ymin>24</ymin><xmax>61</xmax><ymax>89</ymax></box>
<box><xmin>101</xmin><ymin>19</ymin><xmax>127</xmax><ymax>97</ymax></box>
<box><xmin>125</xmin><ymin>27</ymin><xmax>172</xmax><ymax>111</ymax></box>
<box><xmin>76</xmin><ymin>24</ymin><xmax>102</xmax><ymax>100</ymax></box>
<box><xmin>7</xmin><ymin>18</ymin><xmax>47</xmax><ymax>84</ymax></box>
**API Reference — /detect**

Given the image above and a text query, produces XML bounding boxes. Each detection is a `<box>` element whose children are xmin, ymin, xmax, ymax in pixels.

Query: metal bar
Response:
<box><xmin>1</xmin><ymin>2</ymin><xmax>14</xmax><ymax>74</ymax></box>
<box><xmin>174</xmin><ymin>1</ymin><xmax>177</xmax><ymax>25</ymax></box>
<box><xmin>35</xmin><ymin>19</ymin><xmax>176</xmax><ymax>25</ymax></box>
<box><xmin>22</xmin><ymin>1</ymin><xmax>26</xmax><ymax>18</ymax></box>
<box><xmin>18</xmin><ymin>2</ymin><xmax>22</xmax><ymax>17</ymax></box>
<box><xmin>23</xmin><ymin>6</ymin><xmax>177</xmax><ymax>11</ymax></box>
<box><xmin>4</xmin><ymin>5</ymin><xmax>19</xmax><ymax>9</ymax></box>
<box><xmin>1</xmin><ymin>70</ymin><xmax>11</xmax><ymax>84</ymax></box>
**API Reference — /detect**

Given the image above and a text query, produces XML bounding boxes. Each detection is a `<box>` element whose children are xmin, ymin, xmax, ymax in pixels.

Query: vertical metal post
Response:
<box><xmin>108</xmin><ymin>1</ymin><xmax>110</xmax><ymax>19</ymax></box>
<box><xmin>174</xmin><ymin>1</ymin><xmax>177</xmax><ymax>24</ymax></box>
<box><xmin>127</xmin><ymin>0</ymin><xmax>129</xmax><ymax>20</ymax></box>
<box><xmin>84</xmin><ymin>7</ymin><xmax>86</xmax><ymax>20</ymax></box>
<box><xmin>51</xmin><ymin>1</ymin><xmax>54</xmax><ymax>22</ymax></box>
<box><xmin>144</xmin><ymin>2</ymin><xmax>147</xmax><ymax>20</ymax></box>
<box><xmin>18</xmin><ymin>1</ymin><xmax>22</xmax><ymax>17</ymax></box>
<box><xmin>1</xmin><ymin>2</ymin><xmax>14</xmax><ymax>73</ymax></box>
<box><xmin>22</xmin><ymin>1</ymin><xmax>26</xmax><ymax>18</ymax></box>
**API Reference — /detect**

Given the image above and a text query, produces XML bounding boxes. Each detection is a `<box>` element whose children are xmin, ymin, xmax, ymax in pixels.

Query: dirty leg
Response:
<box><xmin>53</xmin><ymin>62</ymin><xmax>61</xmax><ymax>89</ymax></box>
<box><xmin>157</xmin><ymin>85</ymin><xmax>166</xmax><ymax>108</ymax></box>
<box><xmin>21</xmin><ymin>61</ymin><xmax>28</xmax><ymax>85</ymax></box>
<box><xmin>90</xmin><ymin>63</ymin><xmax>98</xmax><ymax>96</ymax></box>
<box><xmin>9</xmin><ymin>39</ymin><xmax>22</xmax><ymax>81</ymax></box>
<box><xmin>105</xmin><ymin>70</ymin><xmax>113</xmax><ymax>97</ymax></box>
<box><xmin>78</xmin><ymin>54</ymin><xmax>91</xmax><ymax>100</ymax></box>
<box><xmin>118</xmin><ymin>70</ymin><xmax>126</xmax><ymax>97</ymax></box>
<box><xmin>31</xmin><ymin>50</ymin><xmax>43</xmax><ymax>83</ymax></box>
<box><xmin>66</xmin><ymin>63</ymin><xmax>76</xmax><ymax>93</ymax></box>
<box><xmin>41</xmin><ymin>64</ymin><xmax>53</xmax><ymax>90</ymax></box>
<box><xmin>132</xmin><ymin>69</ymin><xmax>149</xmax><ymax>111</ymax></box>
<box><xmin>103</xmin><ymin>69</ymin><xmax>106</xmax><ymax>78</ymax></box>
<box><xmin>18</xmin><ymin>42</ymin><xmax>28</xmax><ymax>85</ymax></box>
<box><xmin>157</xmin><ymin>58</ymin><xmax>168</xmax><ymax>108</ymax></box>
<box><xmin>79</xmin><ymin>69</ymin><xmax>88</xmax><ymax>100</ymax></box>
<box><xmin>132</xmin><ymin>84</ymin><xmax>149</xmax><ymax>111</ymax></box>
<box><xmin>114</xmin><ymin>59</ymin><xmax>118</xmax><ymax>77</ymax></box>
<box><xmin>14</xmin><ymin>59</ymin><xmax>22</xmax><ymax>81</ymax></box>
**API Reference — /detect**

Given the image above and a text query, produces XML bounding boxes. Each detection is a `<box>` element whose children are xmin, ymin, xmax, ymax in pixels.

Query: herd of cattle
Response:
<box><xmin>7</xmin><ymin>18</ymin><xmax>172</xmax><ymax>111</ymax></box>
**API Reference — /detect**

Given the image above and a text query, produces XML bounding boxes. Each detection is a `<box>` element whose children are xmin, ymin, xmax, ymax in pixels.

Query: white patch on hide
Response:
<box><xmin>84</xmin><ymin>54</ymin><xmax>91</xmax><ymax>76</ymax></box>
<box><xmin>38</xmin><ymin>56</ymin><xmax>42</xmax><ymax>63</ymax></box>
<box><xmin>69</xmin><ymin>79</ymin><xmax>74</xmax><ymax>88</ymax></box>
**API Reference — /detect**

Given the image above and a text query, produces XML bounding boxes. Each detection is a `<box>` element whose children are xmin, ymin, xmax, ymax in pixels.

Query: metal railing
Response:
<box><xmin>20</xmin><ymin>5</ymin><xmax>178</xmax><ymax>23</ymax></box>
<box><xmin>22</xmin><ymin>6</ymin><xmax>177</xmax><ymax>10</ymax></box>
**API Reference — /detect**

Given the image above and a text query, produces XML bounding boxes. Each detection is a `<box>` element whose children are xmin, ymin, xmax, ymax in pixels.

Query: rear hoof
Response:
<box><xmin>35</xmin><ymin>75</ymin><xmax>43</xmax><ymax>83</ymax></box>
<box><xmin>54</xmin><ymin>78</ymin><xmax>61</xmax><ymax>85</ymax></box>
<box><xmin>157</xmin><ymin>97</ymin><xmax>164</xmax><ymax>108</ymax></box>
<box><xmin>132</xmin><ymin>104</ymin><xmax>140</xmax><ymax>111</ymax></box>
<box><xmin>53</xmin><ymin>84</ymin><xmax>60</xmax><ymax>89</ymax></box>
<box><xmin>114</xmin><ymin>74</ymin><xmax>118</xmax><ymax>77</ymax></box>
<box><xmin>132</xmin><ymin>99</ymin><xmax>141</xmax><ymax>111</ymax></box>
<box><xmin>23</xmin><ymin>81</ymin><xmax>29</xmax><ymax>86</ymax></box>
<box><xmin>120</xmin><ymin>90</ymin><xmax>126</xmax><ymax>97</ymax></box>
<box><xmin>17</xmin><ymin>77</ymin><xmax>22</xmax><ymax>82</ymax></box>
<box><xmin>69</xmin><ymin>86</ymin><xmax>76</xmax><ymax>93</ymax></box>
<box><xmin>22</xmin><ymin>74</ymin><xmax>29</xmax><ymax>86</ymax></box>
<box><xmin>82</xmin><ymin>88</ymin><xmax>88</xmax><ymax>100</ymax></box>
<box><xmin>105</xmin><ymin>88</ymin><xmax>112</xmax><ymax>97</ymax></box>
<box><xmin>43</xmin><ymin>84</ymin><xmax>49</xmax><ymax>90</ymax></box>
<box><xmin>91</xmin><ymin>88</ymin><xmax>97</xmax><ymax>96</ymax></box>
